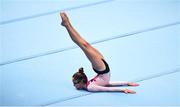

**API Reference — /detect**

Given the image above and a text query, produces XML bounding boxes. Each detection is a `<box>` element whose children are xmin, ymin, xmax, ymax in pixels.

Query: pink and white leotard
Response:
<box><xmin>86</xmin><ymin>59</ymin><xmax>111</xmax><ymax>91</ymax></box>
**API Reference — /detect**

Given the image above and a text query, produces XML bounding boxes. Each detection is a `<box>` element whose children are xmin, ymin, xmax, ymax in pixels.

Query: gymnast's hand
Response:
<box><xmin>122</xmin><ymin>89</ymin><xmax>136</xmax><ymax>94</ymax></box>
<box><xmin>127</xmin><ymin>82</ymin><xmax>139</xmax><ymax>86</ymax></box>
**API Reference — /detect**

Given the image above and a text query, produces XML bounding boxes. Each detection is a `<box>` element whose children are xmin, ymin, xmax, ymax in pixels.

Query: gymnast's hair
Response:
<box><xmin>72</xmin><ymin>67</ymin><xmax>88</xmax><ymax>87</ymax></box>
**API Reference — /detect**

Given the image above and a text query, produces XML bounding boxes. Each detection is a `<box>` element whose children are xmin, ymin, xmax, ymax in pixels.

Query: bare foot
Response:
<box><xmin>60</xmin><ymin>12</ymin><xmax>69</xmax><ymax>26</ymax></box>
<box><xmin>128</xmin><ymin>82</ymin><xmax>139</xmax><ymax>86</ymax></box>
<box><xmin>123</xmin><ymin>89</ymin><xmax>136</xmax><ymax>94</ymax></box>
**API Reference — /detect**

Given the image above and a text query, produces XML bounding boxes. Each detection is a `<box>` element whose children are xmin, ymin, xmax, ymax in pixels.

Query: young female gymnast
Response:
<box><xmin>60</xmin><ymin>12</ymin><xmax>139</xmax><ymax>94</ymax></box>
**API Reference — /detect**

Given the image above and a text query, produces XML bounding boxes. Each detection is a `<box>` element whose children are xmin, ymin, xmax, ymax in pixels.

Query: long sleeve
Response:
<box><xmin>87</xmin><ymin>85</ymin><xmax>124</xmax><ymax>92</ymax></box>
<box><xmin>108</xmin><ymin>81</ymin><xmax>129</xmax><ymax>86</ymax></box>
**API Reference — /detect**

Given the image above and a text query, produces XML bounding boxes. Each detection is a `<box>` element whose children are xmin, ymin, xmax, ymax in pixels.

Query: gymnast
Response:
<box><xmin>60</xmin><ymin>12</ymin><xmax>139</xmax><ymax>94</ymax></box>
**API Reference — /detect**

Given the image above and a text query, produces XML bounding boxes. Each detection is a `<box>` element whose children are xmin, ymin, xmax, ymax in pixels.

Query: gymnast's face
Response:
<box><xmin>72</xmin><ymin>77</ymin><xmax>84</xmax><ymax>90</ymax></box>
<box><xmin>74</xmin><ymin>83</ymin><xmax>83</xmax><ymax>90</ymax></box>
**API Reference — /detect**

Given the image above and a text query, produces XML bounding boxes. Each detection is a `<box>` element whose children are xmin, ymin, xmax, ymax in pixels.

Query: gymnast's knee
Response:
<box><xmin>80</xmin><ymin>41</ymin><xmax>91</xmax><ymax>49</ymax></box>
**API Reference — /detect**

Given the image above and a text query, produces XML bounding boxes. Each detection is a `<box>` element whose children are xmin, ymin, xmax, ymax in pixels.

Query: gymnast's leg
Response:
<box><xmin>60</xmin><ymin>12</ymin><xmax>106</xmax><ymax>71</ymax></box>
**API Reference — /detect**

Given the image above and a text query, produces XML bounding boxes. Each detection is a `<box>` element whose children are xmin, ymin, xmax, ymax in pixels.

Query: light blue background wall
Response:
<box><xmin>0</xmin><ymin>0</ymin><xmax>179</xmax><ymax>106</ymax></box>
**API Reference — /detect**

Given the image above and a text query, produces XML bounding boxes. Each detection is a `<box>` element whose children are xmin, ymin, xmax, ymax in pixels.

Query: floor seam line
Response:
<box><xmin>1</xmin><ymin>21</ymin><xmax>179</xmax><ymax>66</ymax></box>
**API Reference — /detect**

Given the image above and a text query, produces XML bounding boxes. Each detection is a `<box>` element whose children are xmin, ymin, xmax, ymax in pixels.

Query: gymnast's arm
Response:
<box><xmin>87</xmin><ymin>85</ymin><xmax>136</xmax><ymax>94</ymax></box>
<box><xmin>108</xmin><ymin>81</ymin><xmax>139</xmax><ymax>86</ymax></box>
